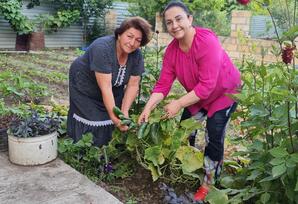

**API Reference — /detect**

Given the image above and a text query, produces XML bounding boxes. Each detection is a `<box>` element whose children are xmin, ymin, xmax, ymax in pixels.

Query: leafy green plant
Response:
<box><xmin>58</xmin><ymin>133</ymin><xmax>134</xmax><ymax>182</ymax></box>
<box><xmin>9</xmin><ymin>111</ymin><xmax>60</xmax><ymax>138</ymax></box>
<box><xmin>108</xmin><ymin>109</ymin><xmax>204</xmax><ymax>184</ymax></box>
<box><xmin>0</xmin><ymin>0</ymin><xmax>34</xmax><ymax>34</ymax></box>
<box><xmin>219</xmin><ymin>40</ymin><xmax>298</xmax><ymax>203</ymax></box>
<box><xmin>0</xmin><ymin>69</ymin><xmax>48</xmax><ymax>102</ymax></box>
<box><xmin>35</xmin><ymin>10</ymin><xmax>80</xmax><ymax>33</ymax></box>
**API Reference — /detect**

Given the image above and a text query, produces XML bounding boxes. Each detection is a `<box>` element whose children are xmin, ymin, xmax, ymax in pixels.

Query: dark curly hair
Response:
<box><xmin>114</xmin><ymin>16</ymin><xmax>152</xmax><ymax>47</ymax></box>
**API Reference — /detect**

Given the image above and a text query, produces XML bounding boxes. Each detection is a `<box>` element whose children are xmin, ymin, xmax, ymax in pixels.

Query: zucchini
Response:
<box><xmin>113</xmin><ymin>106</ymin><xmax>124</xmax><ymax>117</ymax></box>
<box><xmin>121</xmin><ymin>119</ymin><xmax>132</xmax><ymax>126</ymax></box>
<box><xmin>137</xmin><ymin>122</ymin><xmax>148</xmax><ymax>139</ymax></box>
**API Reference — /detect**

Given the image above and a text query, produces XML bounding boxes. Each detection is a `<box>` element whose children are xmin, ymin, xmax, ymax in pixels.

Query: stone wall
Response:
<box><xmin>148</xmin><ymin>10</ymin><xmax>282</xmax><ymax>64</ymax></box>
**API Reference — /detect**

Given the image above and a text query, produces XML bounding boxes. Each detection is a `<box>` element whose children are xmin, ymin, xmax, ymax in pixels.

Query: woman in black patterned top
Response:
<box><xmin>67</xmin><ymin>17</ymin><xmax>151</xmax><ymax>146</ymax></box>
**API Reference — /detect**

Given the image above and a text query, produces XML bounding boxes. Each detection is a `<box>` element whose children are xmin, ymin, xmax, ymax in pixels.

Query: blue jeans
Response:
<box><xmin>180</xmin><ymin>103</ymin><xmax>237</xmax><ymax>184</ymax></box>
<box><xmin>181</xmin><ymin>103</ymin><xmax>237</xmax><ymax>161</ymax></box>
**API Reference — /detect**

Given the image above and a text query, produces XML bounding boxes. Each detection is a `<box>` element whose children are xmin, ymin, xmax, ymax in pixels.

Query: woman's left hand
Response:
<box><xmin>163</xmin><ymin>100</ymin><xmax>182</xmax><ymax>118</ymax></box>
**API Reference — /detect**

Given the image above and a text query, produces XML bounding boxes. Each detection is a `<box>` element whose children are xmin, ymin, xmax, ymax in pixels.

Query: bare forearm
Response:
<box><xmin>176</xmin><ymin>90</ymin><xmax>200</xmax><ymax>108</ymax></box>
<box><xmin>144</xmin><ymin>92</ymin><xmax>164</xmax><ymax>111</ymax></box>
<box><xmin>121</xmin><ymin>85</ymin><xmax>139</xmax><ymax>114</ymax></box>
<box><xmin>95</xmin><ymin>72</ymin><xmax>118</xmax><ymax>122</ymax></box>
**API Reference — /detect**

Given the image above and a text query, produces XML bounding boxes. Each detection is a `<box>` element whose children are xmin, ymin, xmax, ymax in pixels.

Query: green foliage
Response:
<box><xmin>0</xmin><ymin>99</ymin><xmax>10</xmax><ymax>117</ymax></box>
<box><xmin>0</xmin><ymin>69</ymin><xmax>48</xmax><ymax>103</ymax></box>
<box><xmin>0</xmin><ymin>0</ymin><xmax>112</xmax><ymax>37</ymax></box>
<box><xmin>47</xmin><ymin>0</ymin><xmax>113</xmax><ymax>43</ymax></box>
<box><xmin>126</xmin><ymin>0</ymin><xmax>168</xmax><ymax>27</ymax></box>
<box><xmin>183</xmin><ymin>0</ymin><xmax>230</xmax><ymax>36</ymax></box>
<box><xmin>35</xmin><ymin>10</ymin><xmax>80</xmax><ymax>32</ymax></box>
<box><xmin>219</xmin><ymin>56</ymin><xmax>298</xmax><ymax>203</ymax></box>
<box><xmin>58</xmin><ymin>133</ymin><xmax>134</xmax><ymax>182</ymax></box>
<box><xmin>48</xmin><ymin>0</ymin><xmax>112</xmax><ymax>19</ymax></box>
<box><xmin>0</xmin><ymin>0</ymin><xmax>34</xmax><ymax>34</ymax></box>
<box><xmin>86</xmin><ymin>17</ymin><xmax>108</xmax><ymax>44</ymax></box>
<box><xmin>108</xmin><ymin>110</ymin><xmax>204</xmax><ymax>184</ymax></box>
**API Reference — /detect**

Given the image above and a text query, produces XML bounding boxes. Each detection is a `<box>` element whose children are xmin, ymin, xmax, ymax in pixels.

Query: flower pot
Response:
<box><xmin>8</xmin><ymin>131</ymin><xmax>58</xmax><ymax>166</ymax></box>
<box><xmin>0</xmin><ymin>128</ymin><xmax>8</xmax><ymax>152</ymax></box>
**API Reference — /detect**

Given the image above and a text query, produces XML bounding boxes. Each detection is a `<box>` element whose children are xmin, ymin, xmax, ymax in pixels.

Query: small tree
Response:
<box><xmin>48</xmin><ymin>0</ymin><xmax>113</xmax><ymax>44</ymax></box>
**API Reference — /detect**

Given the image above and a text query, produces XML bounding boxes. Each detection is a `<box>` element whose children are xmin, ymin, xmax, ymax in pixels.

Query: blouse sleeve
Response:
<box><xmin>131</xmin><ymin>49</ymin><xmax>145</xmax><ymax>76</ymax></box>
<box><xmin>152</xmin><ymin>47</ymin><xmax>176</xmax><ymax>97</ymax></box>
<box><xmin>193</xmin><ymin>33</ymin><xmax>222</xmax><ymax>100</ymax></box>
<box><xmin>89</xmin><ymin>40</ymin><xmax>113</xmax><ymax>74</ymax></box>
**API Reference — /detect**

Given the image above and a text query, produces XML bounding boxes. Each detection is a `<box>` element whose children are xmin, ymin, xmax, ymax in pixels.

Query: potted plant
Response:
<box><xmin>8</xmin><ymin>111</ymin><xmax>60</xmax><ymax>165</ymax></box>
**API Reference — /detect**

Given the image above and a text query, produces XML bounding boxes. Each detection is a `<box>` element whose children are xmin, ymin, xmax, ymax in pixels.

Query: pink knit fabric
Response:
<box><xmin>152</xmin><ymin>27</ymin><xmax>241</xmax><ymax>117</ymax></box>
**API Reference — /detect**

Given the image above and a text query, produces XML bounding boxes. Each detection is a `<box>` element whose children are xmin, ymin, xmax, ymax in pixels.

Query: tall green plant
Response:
<box><xmin>48</xmin><ymin>0</ymin><xmax>113</xmax><ymax>44</ymax></box>
<box><xmin>0</xmin><ymin>0</ymin><xmax>33</xmax><ymax>34</ymax></box>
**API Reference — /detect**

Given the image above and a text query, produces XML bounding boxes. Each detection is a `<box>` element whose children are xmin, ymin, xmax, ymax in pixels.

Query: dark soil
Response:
<box><xmin>98</xmin><ymin>165</ymin><xmax>199</xmax><ymax>204</ymax></box>
<box><xmin>99</xmin><ymin>166</ymin><xmax>165</xmax><ymax>204</ymax></box>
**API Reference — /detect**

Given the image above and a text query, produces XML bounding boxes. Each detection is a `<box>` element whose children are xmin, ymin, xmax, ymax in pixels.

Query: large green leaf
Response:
<box><xmin>281</xmin><ymin>25</ymin><xmax>298</xmax><ymax>42</ymax></box>
<box><xmin>290</xmin><ymin>153</ymin><xmax>298</xmax><ymax>163</ymax></box>
<box><xmin>205</xmin><ymin>187</ymin><xmax>228</xmax><ymax>204</ymax></box>
<box><xmin>260</xmin><ymin>192</ymin><xmax>270</xmax><ymax>204</ymax></box>
<box><xmin>250</xmin><ymin>104</ymin><xmax>270</xmax><ymax>117</ymax></box>
<box><xmin>175</xmin><ymin>146</ymin><xmax>203</xmax><ymax>173</ymax></box>
<box><xmin>144</xmin><ymin>146</ymin><xmax>165</xmax><ymax>166</ymax></box>
<box><xmin>180</xmin><ymin>118</ymin><xmax>199</xmax><ymax>130</ymax></box>
<box><xmin>247</xmin><ymin>170</ymin><xmax>262</xmax><ymax>181</ymax></box>
<box><xmin>272</xmin><ymin>163</ymin><xmax>287</xmax><ymax>178</ymax></box>
<box><xmin>126</xmin><ymin>133</ymin><xmax>138</xmax><ymax>151</ymax></box>
<box><xmin>147</xmin><ymin>163</ymin><xmax>161</xmax><ymax>181</ymax></box>
<box><xmin>269</xmin><ymin>147</ymin><xmax>289</xmax><ymax>158</ymax></box>
<box><xmin>269</xmin><ymin>158</ymin><xmax>285</xmax><ymax>166</ymax></box>
<box><xmin>295</xmin><ymin>178</ymin><xmax>298</xmax><ymax>191</ymax></box>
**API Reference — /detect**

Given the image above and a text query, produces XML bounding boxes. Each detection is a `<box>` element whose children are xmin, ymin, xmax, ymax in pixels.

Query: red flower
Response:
<box><xmin>282</xmin><ymin>46</ymin><xmax>295</xmax><ymax>64</ymax></box>
<box><xmin>237</xmin><ymin>0</ymin><xmax>251</xmax><ymax>5</ymax></box>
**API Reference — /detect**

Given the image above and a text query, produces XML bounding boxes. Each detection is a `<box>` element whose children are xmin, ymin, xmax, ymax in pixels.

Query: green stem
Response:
<box><xmin>294</xmin><ymin>0</ymin><xmax>297</xmax><ymax>27</ymax></box>
<box><xmin>285</xmin><ymin>63</ymin><xmax>294</xmax><ymax>152</ymax></box>
<box><xmin>137</xmin><ymin>75</ymin><xmax>142</xmax><ymax>112</ymax></box>
<box><xmin>287</xmin><ymin>101</ymin><xmax>294</xmax><ymax>153</ymax></box>
<box><xmin>156</xmin><ymin>32</ymin><xmax>159</xmax><ymax>70</ymax></box>
<box><xmin>266</xmin><ymin>8</ymin><xmax>283</xmax><ymax>50</ymax></box>
<box><xmin>285</xmin><ymin>0</ymin><xmax>291</xmax><ymax>29</ymax></box>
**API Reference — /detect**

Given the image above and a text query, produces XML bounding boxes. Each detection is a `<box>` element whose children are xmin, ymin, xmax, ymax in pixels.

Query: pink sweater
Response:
<box><xmin>152</xmin><ymin>27</ymin><xmax>241</xmax><ymax>117</ymax></box>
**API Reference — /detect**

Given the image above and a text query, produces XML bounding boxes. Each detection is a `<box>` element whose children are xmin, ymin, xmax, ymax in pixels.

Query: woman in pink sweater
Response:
<box><xmin>138</xmin><ymin>1</ymin><xmax>241</xmax><ymax>201</ymax></box>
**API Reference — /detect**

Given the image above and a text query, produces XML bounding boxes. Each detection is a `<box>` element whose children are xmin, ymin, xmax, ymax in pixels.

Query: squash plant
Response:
<box><xmin>107</xmin><ymin>108</ymin><xmax>204</xmax><ymax>184</ymax></box>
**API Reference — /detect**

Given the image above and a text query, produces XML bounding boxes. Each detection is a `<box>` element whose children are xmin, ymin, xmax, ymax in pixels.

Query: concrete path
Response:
<box><xmin>0</xmin><ymin>152</ymin><xmax>122</xmax><ymax>204</ymax></box>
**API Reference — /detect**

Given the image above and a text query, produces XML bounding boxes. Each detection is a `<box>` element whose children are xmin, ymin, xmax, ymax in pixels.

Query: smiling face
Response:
<box><xmin>117</xmin><ymin>27</ymin><xmax>142</xmax><ymax>54</ymax></box>
<box><xmin>164</xmin><ymin>6</ymin><xmax>193</xmax><ymax>40</ymax></box>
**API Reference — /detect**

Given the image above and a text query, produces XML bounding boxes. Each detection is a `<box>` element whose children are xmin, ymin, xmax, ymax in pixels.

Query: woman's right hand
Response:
<box><xmin>113</xmin><ymin>118</ymin><xmax>129</xmax><ymax>132</ymax></box>
<box><xmin>138</xmin><ymin>108</ymin><xmax>151</xmax><ymax>124</ymax></box>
